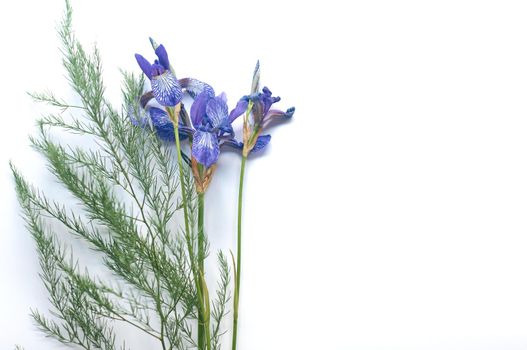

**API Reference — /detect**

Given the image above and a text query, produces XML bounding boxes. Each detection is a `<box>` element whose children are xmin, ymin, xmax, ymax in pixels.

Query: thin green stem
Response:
<box><xmin>168</xmin><ymin>105</ymin><xmax>208</xmax><ymax>350</ymax></box>
<box><xmin>198</xmin><ymin>192</ymin><xmax>205</xmax><ymax>350</ymax></box>
<box><xmin>232</xmin><ymin>155</ymin><xmax>247</xmax><ymax>350</ymax></box>
<box><xmin>198</xmin><ymin>193</ymin><xmax>205</xmax><ymax>272</ymax></box>
<box><xmin>170</xmin><ymin>105</ymin><xmax>192</xmax><ymax>271</ymax></box>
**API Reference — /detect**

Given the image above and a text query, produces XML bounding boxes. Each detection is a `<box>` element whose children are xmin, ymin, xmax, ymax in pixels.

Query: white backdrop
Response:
<box><xmin>2</xmin><ymin>0</ymin><xmax>527</xmax><ymax>349</ymax></box>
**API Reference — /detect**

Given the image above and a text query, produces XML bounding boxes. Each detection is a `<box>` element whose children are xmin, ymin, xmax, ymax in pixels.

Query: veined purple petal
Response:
<box><xmin>151</xmin><ymin>71</ymin><xmax>183</xmax><ymax>106</ymax></box>
<box><xmin>205</xmin><ymin>96</ymin><xmax>229</xmax><ymax>129</ymax></box>
<box><xmin>179</xmin><ymin>78</ymin><xmax>215</xmax><ymax>98</ymax></box>
<box><xmin>135</xmin><ymin>54</ymin><xmax>152</xmax><ymax>79</ymax></box>
<box><xmin>192</xmin><ymin>129</ymin><xmax>220</xmax><ymax>168</ymax></box>
<box><xmin>251</xmin><ymin>134</ymin><xmax>271</xmax><ymax>152</ymax></box>
<box><xmin>262</xmin><ymin>107</ymin><xmax>295</xmax><ymax>128</ymax></box>
<box><xmin>149</xmin><ymin>107</ymin><xmax>171</xmax><ymax>125</ymax></box>
<box><xmin>155</xmin><ymin>44</ymin><xmax>171</xmax><ymax>71</ymax></box>
<box><xmin>148</xmin><ymin>107</ymin><xmax>190</xmax><ymax>141</ymax></box>
<box><xmin>153</xmin><ymin>120</ymin><xmax>177</xmax><ymax>142</ymax></box>
<box><xmin>229</xmin><ymin>98</ymin><xmax>249</xmax><ymax>123</ymax></box>
<box><xmin>149</xmin><ymin>107</ymin><xmax>175</xmax><ymax>142</ymax></box>
<box><xmin>190</xmin><ymin>91</ymin><xmax>210</xmax><ymax>127</ymax></box>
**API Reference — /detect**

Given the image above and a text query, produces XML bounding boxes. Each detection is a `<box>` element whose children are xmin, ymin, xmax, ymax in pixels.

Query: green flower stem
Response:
<box><xmin>198</xmin><ymin>191</ymin><xmax>205</xmax><ymax>350</ymax></box>
<box><xmin>232</xmin><ymin>154</ymin><xmax>247</xmax><ymax>350</ymax></box>
<box><xmin>168</xmin><ymin>105</ymin><xmax>209</xmax><ymax>350</ymax></box>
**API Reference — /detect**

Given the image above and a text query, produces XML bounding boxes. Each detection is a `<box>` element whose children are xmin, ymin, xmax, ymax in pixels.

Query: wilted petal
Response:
<box><xmin>190</xmin><ymin>91</ymin><xmax>210</xmax><ymax>127</ymax></box>
<box><xmin>260</xmin><ymin>86</ymin><xmax>281</xmax><ymax>116</ymax></box>
<box><xmin>220</xmin><ymin>134</ymin><xmax>270</xmax><ymax>153</ymax></box>
<box><xmin>179</xmin><ymin>78</ymin><xmax>215</xmax><ymax>98</ymax></box>
<box><xmin>155</xmin><ymin>44</ymin><xmax>171</xmax><ymax>71</ymax></box>
<box><xmin>151</xmin><ymin>71</ymin><xmax>183</xmax><ymax>106</ymax></box>
<box><xmin>229</xmin><ymin>98</ymin><xmax>249</xmax><ymax>123</ymax></box>
<box><xmin>251</xmin><ymin>134</ymin><xmax>271</xmax><ymax>152</ymax></box>
<box><xmin>262</xmin><ymin>107</ymin><xmax>295</xmax><ymax>128</ymax></box>
<box><xmin>140</xmin><ymin>91</ymin><xmax>154</xmax><ymax>108</ymax></box>
<box><xmin>192</xmin><ymin>129</ymin><xmax>220</xmax><ymax>168</ymax></box>
<box><xmin>220</xmin><ymin>138</ymin><xmax>243</xmax><ymax>150</ymax></box>
<box><xmin>205</xmin><ymin>96</ymin><xmax>229</xmax><ymax>129</ymax></box>
<box><xmin>135</xmin><ymin>54</ymin><xmax>152</xmax><ymax>79</ymax></box>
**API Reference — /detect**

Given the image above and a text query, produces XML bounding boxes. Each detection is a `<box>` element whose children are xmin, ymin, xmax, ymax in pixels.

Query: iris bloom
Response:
<box><xmin>224</xmin><ymin>87</ymin><xmax>295</xmax><ymax>156</ymax></box>
<box><xmin>135</xmin><ymin>45</ymin><xmax>182</xmax><ymax>106</ymax></box>
<box><xmin>131</xmin><ymin>80</ymin><xmax>245</xmax><ymax>170</ymax></box>
<box><xmin>190</xmin><ymin>91</ymin><xmax>246</xmax><ymax>168</ymax></box>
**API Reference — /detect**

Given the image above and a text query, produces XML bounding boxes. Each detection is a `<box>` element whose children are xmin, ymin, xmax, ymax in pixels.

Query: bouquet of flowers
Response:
<box><xmin>11</xmin><ymin>2</ymin><xmax>294</xmax><ymax>349</ymax></box>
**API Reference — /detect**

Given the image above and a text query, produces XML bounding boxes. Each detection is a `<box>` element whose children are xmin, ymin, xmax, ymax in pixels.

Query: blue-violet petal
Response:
<box><xmin>151</xmin><ymin>71</ymin><xmax>183</xmax><ymax>106</ymax></box>
<box><xmin>192</xmin><ymin>129</ymin><xmax>220</xmax><ymax>168</ymax></box>
<box><xmin>205</xmin><ymin>96</ymin><xmax>229</xmax><ymax>129</ymax></box>
<box><xmin>135</xmin><ymin>54</ymin><xmax>152</xmax><ymax>79</ymax></box>
<box><xmin>190</xmin><ymin>91</ymin><xmax>210</xmax><ymax>127</ymax></box>
<box><xmin>154</xmin><ymin>44</ymin><xmax>171</xmax><ymax>71</ymax></box>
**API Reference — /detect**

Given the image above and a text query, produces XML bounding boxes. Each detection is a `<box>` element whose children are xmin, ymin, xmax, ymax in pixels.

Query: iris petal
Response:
<box><xmin>262</xmin><ymin>107</ymin><xmax>295</xmax><ymax>128</ymax></box>
<box><xmin>260</xmin><ymin>86</ymin><xmax>281</xmax><ymax>116</ymax></box>
<box><xmin>155</xmin><ymin>44</ymin><xmax>171</xmax><ymax>71</ymax></box>
<box><xmin>220</xmin><ymin>138</ymin><xmax>243</xmax><ymax>150</ymax></box>
<box><xmin>220</xmin><ymin>134</ymin><xmax>270</xmax><ymax>153</ymax></box>
<box><xmin>179</xmin><ymin>78</ymin><xmax>215</xmax><ymax>98</ymax></box>
<box><xmin>148</xmin><ymin>107</ymin><xmax>191</xmax><ymax>141</ymax></box>
<box><xmin>205</xmin><ymin>96</ymin><xmax>229</xmax><ymax>129</ymax></box>
<box><xmin>190</xmin><ymin>91</ymin><xmax>210</xmax><ymax>127</ymax></box>
<box><xmin>229</xmin><ymin>98</ymin><xmax>249</xmax><ymax>123</ymax></box>
<box><xmin>149</xmin><ymin>107</ymin><xmax>175</xmax><ymax>142</ymax></box>
<box><xmin>192</xmin><ymin>129</ymin><xmax>220</xmax><ymax>168</ymax></box>
<box><xmin>135</xmin><ymin>54</ymin><xmax>152</xmax><ymax>79</ymax></box>
<box><xmin>149</xmin><ymin>107</ymin><xmax>171</xmax><ymax>125</ymax></box>
<box><xmin>251</xmin><ymin>134</ymin><xmax>271</xmax><ymax>152</ymax></box>
<box><xmin>151</xmin><ymin>71</ymin><xmax>183</xmax><ymax>106</ymax></box>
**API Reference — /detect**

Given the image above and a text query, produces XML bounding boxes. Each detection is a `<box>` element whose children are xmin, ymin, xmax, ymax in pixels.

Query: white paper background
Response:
<box><xmin>2</xmin><ymin>0</ymin><xmax>527</xmax><ymax>349</ymax></box>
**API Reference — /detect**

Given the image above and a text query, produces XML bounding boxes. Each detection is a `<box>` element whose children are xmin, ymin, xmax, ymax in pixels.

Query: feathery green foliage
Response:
<box><xmin>12</xmin><ymin>2</ymin><xmax>230</xmax><ymax>349</ymax></box>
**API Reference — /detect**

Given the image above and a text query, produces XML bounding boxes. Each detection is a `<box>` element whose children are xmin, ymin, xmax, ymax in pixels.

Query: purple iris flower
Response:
<box><xmin>190</xmin><ymin>91</ymin><xmax>246</xmax><ymax>168</ymax></box>
<box><xmin>223</xmin><ymin>86</ymin><xmax>295</xmax><ymax>154</ymax></box>
<box><xmin>248</xmin><ymin>86</ymin><xmax>295</xmax><ymax>129</ymax></box>
<box><xmin>135</xmin><ymin>45</ymin><xmax>183</xmax><ymax>106</ymax></box>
